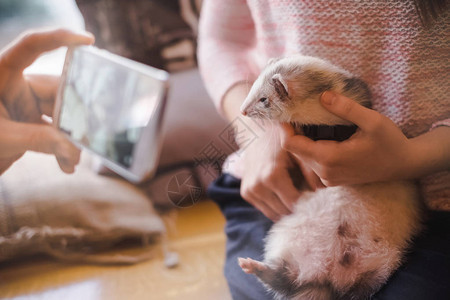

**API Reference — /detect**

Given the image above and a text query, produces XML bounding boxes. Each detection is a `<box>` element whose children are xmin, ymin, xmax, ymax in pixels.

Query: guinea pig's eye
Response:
<box><xmin>259</xmin><ymin>97</ymin><xmax>268</xmax><ymax>103</ymax></box>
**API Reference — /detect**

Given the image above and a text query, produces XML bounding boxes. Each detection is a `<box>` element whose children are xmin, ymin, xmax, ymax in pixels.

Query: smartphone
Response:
<box><xmin>53</xmin><ymin>46</ymin><xmax>169</xmax><ymax>183</ymax></box>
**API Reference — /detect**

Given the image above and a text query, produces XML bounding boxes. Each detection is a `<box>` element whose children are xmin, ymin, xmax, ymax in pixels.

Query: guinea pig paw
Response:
<box><xmin>238</xmin><ymin>257</ymin><xmax>267</xmax><ymax>274</ymax></box>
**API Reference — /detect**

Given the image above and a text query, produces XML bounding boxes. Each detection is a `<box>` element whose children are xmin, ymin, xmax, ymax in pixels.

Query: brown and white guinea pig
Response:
<box><xmin>237</xmin><ymin>55</ymin><xmax>422</xmax><ymax>300</ymax></box>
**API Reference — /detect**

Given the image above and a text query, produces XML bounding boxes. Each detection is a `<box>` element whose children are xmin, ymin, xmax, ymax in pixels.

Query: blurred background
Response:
<box><xmin>0</xmin><ymin>1</ymin><xmax>233</xmax><ymax>299</ymax></box>
<box><xmin>0</xmin><ymin>0</ymin><xmax>202</xmax><ymax>73</ymax></box>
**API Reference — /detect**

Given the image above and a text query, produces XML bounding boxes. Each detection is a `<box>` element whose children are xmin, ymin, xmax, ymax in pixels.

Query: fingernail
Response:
<box><xmin>321</xmin><ymin>91</ymin><xmax>336</xmax><ymax>105</ymax></box>
<box><xmin>77</xmin><ymin>31</ymin><xmax>95</xmax><ymax>43</ymax></box>
<box><xmin>85</xmin><ymin>32</ymin><xmax>95</xmax><ymax>43</ymax></box>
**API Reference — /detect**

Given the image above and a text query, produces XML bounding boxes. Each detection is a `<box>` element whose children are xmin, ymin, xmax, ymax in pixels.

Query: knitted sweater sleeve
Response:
<box><xmin>431</xmin><ymin>118</ymin><xmax>450</xmax><ymax>130</ymax></box>
<box><xmin>197</xmin><ymin>0</ymin><xmax>258</xmax><ymax>114</ymax></box>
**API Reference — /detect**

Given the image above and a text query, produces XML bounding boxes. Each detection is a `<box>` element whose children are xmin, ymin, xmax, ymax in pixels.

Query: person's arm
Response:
<box><xmin>198</xmin><ymin>1</ymin><xmax>303</xmax><ymax>221</ymax></box>
<box><xmin>407</xmin><ymin>126</ymin><xmax>450</xmax><ymax>177</ymax></box>
<box><xmin>198</xmin><ymin>0</ymin><xmax>258</xmax><ymax>114</ymax></box>
<box><xmin>281</xmin><ymin>91</ymin><xmax>450</xmax><ymax>186</ymax></box>
<box><xmin>0</xmin><ymin>28</ymin><xmax>94</xmax><ymax>174</ymax></box>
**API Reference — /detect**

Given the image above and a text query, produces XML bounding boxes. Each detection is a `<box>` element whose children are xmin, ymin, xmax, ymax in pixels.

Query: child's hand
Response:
<box><xmin>240</xmin><ymin>120</ymin><xmax>302</xmax><ymax>221</ymax></box>
<box><xmin>0</xmin><ymin>28</ymin><xmax>94</xmax><ymax>174</ymax></box>
<box><xmin>281</xmin><ymin>92</ymin><xmax>418</xmax><ymax>186</ymax></box>
<box><xmin>223</xmin><ymin>83</ymin><xmax>302</xmax><ymax>221</ymax></box>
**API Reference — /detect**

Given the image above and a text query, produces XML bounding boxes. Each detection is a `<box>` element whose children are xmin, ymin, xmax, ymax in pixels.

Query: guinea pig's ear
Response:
<box><xmin>272</xmin><ymin>74</ymin><xmax>289</xmax><ymax>100</ymax></box>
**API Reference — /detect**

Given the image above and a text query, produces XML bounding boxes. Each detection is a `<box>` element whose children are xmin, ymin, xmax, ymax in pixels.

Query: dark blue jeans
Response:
<box><xmin>208</xmin><ymin>174</ymin><xmax>450</xmax><ymax>300</ymax></box>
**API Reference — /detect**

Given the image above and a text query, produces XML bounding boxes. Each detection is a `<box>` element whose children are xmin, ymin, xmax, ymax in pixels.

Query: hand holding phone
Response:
<box><xmin>0</xmin><ymin>29</ymin><xmax>94</xmax><ymax>175</ymax></box>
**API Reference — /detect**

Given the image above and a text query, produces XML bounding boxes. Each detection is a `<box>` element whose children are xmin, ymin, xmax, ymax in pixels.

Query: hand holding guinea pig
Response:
<box><xmin>282</xmin><ymin>91</ymin><xmax>450</xmax><ymax>187</ymax></box>
<box><xmin>223</xmin><ymin>83</ymin><xmax>302</xmax><ymax>221</ymax></box>
<box><xmin>240</xmin><ymin>120</ymin><xmax>302</xmax><ymax>221</ymax></box>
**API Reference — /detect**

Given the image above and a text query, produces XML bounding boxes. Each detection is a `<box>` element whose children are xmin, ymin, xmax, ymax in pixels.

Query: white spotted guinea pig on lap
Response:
<box><xmin>238</xmin><ymin>55</ymin><xmax>422</xmax><ymax>300</ymax></box>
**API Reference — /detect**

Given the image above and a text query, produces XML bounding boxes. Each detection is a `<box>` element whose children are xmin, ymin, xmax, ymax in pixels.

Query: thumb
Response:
<box><xmin>7</xmin><ymin>120</ymin><xmax>81</xmax><ymax>173</ymax></box>
<box><xmin>281</xmin><ymin>133</ymin><xmax>318</xmax><ymax>158</ymax></box>
<box><xmin>280</xmin><ymin>122</ymin><xmax>328</xmax><ymax>159</ymax></box>
<box><xmin>320</xmin><ymin>91</ymin><xmax>376</xmax><ymax>130</ymax></box>
<box><xmin>279</xmin><ymin>122</ymin><xmax>295</xmax><ymax>147</ymax></box>
<box><xmin>29</xmin><ymin>125</ymin><xmax>81</xmax><ymax>173</ymax></box>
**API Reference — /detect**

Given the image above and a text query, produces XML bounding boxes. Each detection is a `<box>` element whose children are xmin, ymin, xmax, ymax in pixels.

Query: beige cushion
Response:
<box><xmin>0</xmin><ymin>152</ymin><xmax>165</xmax><ymax>264</ymax></box>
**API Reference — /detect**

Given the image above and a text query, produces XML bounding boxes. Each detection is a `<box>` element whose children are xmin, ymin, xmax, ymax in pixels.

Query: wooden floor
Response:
<box><xmin>0</xmin><ymin>201</ymin><xmax>232</xmax><ymax>300</ymax></box>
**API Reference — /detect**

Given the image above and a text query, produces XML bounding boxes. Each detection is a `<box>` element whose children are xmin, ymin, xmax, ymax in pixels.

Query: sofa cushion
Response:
<box><xmin>0</xmin><ymin>152</ymin><xmax>165</xmax><ymax>264</ymax></box>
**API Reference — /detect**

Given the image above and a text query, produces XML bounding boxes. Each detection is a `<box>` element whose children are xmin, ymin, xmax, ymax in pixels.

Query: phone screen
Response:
<box><xmin>58</xmin><ymin>47</ymin><xmax>166</xmax><ymax>169</ymax></box>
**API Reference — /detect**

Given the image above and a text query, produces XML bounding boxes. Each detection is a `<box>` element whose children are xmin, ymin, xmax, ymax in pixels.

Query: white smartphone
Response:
<box><xmin>53</xmin><ymin>45</ymin><xmax>169</xmax><ymax>183</ymax></box>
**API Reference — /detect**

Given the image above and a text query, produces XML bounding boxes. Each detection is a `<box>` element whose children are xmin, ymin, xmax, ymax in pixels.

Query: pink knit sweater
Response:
<box><xmin>198</xmin><ymin>0</ymin><xmax>450</xmax><ymax>210</ymax></box>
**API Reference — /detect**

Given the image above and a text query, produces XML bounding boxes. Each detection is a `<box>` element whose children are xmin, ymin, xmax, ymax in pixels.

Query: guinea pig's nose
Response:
<box><xmin>241</xmin><ymin>110</ymin><xmax>248</xmax><ymax>116</ymax></box>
